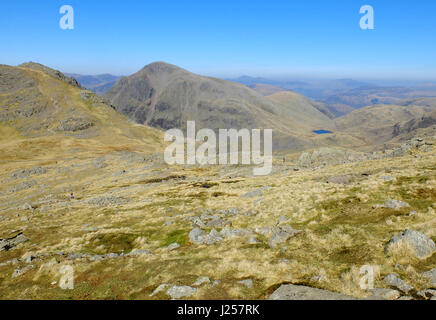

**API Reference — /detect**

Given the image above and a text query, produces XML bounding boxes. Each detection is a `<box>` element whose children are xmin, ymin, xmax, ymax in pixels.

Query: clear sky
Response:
<box><xmin>1</xmin><ymin>0</ymin><xmax>435</xmax><ymax>80</ymax></box>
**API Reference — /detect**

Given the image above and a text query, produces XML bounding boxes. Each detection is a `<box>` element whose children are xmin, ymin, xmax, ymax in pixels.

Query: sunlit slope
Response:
<box><xmin>0</xmin><ymin>63</ymin><xmax>163</xmax><ymax>162</ymax></box>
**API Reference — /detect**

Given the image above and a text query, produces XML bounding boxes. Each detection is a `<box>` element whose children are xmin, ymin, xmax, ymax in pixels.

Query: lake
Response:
<box><xmin>313</xmin><ymin>130</ymin><xmax>333</xmax><ymax>134</ymax></box>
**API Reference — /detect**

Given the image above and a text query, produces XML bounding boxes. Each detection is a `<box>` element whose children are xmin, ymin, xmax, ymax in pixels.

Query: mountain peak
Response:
<box><xmin>19</xmin><ymin>61</ymin><xmax>82</xmax><ymax>88</ymax></box>
<box><xmin>140</xmin><ymin>62</ymin><xmax>185</xmax><ymax>74</ymax></box>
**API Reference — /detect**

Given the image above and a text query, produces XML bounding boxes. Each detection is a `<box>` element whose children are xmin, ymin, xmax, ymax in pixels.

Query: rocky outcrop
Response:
<box><xmin>269</xmin><ymin>284</ymin><xmax>355</xmax><ymax>300</ymax></box>
<box><xmin>385</xmin><ymin>230</ymin><xmax>435</xmax><ymax>260</ymax></box>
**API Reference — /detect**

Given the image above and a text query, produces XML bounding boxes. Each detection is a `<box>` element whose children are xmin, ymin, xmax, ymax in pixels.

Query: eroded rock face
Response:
<box><xmin>268</xmin><ymin>284</ymin><xmax>355</xmax><ymax>300</ymax></box>
<box><xmin>0</xmin><ymin>233</ymin><xmax>29</xmax><ymax>252</ymax></box>
<box><xmin>57</xmin><ymin>118</ymin><xmax>94</xmax><ymax>132</ymax></box>
<box><xmin>385</xmin><ymin>229</ymin><xmax>435</xmax><ymax>260</ymax></box>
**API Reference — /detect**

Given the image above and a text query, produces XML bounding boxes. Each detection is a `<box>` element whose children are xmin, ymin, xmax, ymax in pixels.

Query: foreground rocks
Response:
<box><xmin>384</xmin><ymin>274</ymin><xmax>414</xmax><ymax>294</ymax></box>
<box><xmin>269</xmin><ymin>284</ymin><xmax>355</xmax><ymax>300</ymax></box>
<box><xmin>385</xmin><ymin>229</ymin><xmax>435</xmax><ymax>260</ymax></box>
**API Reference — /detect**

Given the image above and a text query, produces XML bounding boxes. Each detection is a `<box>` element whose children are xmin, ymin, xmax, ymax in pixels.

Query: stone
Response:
<box><xmin>241</xmin><ymin>187</ymin><xmax>271</xmax><ymax>198</ymax></box>
<box><xmin>11</xmin><ymin>265</ymin><xmax>34</xmax><ymax>279</ymax></box>
<box><xmin>384</xmin><ymin>274</ymin><xmax>414</xmax><ymax>294</ymax></box>
<box><xmin>166</xmin><ymin>285</ymin><xmax>196</xmax><ymax>299</ymax></box>
<box><xmin>383</xmin><ymin>199</ymin><xmax>410</xmax><ymax>209</ymax></box>
<box><xmin>0</xmin><ymin>233</ymin><xmax>29</xmax><ymax>252</ymax></box>
<box><xmin>189</xmin><ymin>227</ymin><xmax>206</xmax><ymax>244</ymax></box>
<box><xmin>369</xmin><ymin>288</ymin><xmax>401</xmax><ymax>300</ymax></box>
<box><xmin>238</xmin><ymin>279</ymin><xmax>253</xmax><ymax>289</ymax></box>
<box><xmin>269</xmin><ymin>284</ymin><xmax>355</xmax><ymax>300</ymax></box>
<box><xmin>193</xmin><ymin>276</ymin><xmax>210</xmax><ymax>286</ymax></box>
<box><xmin>22</xmin><ymin>203</ymin><xmax>34</xmax><ymax>210</ymax></box>
<box><xmin>422</xmin><ymin>268</ymin><xmax>436</xmax><ymax>288</ymax></box>
<box><xmin>385</xmin><ymin>229</ymin><xmax>435</xmax><ymax>260</ymax></box>
<box><xmin>247</xmin><ymin>237</ymin><xmax>259</xmax><ymax>244</ymax></box>
<box><xmin>269</xmin><ymin>225</ymin><xmax>301</xmax><ymax>248</ymax></box>
<box><xmin>205</xmin><ymin>216</ymin><xmax>232</xmax><ymax>228</ymax></box>
<box><xmin>417</xmin><ymin>289</ymin><xmax>436</xmax><ymax>300</ymax></box>
<box><xmin>168</xmin><ymin>242</ymin><xmax>180</xmax><ymax>251</ymax></box>
<box><xmin>327</xmin><ymin>175</ymin><xmax>352</xmax><ymax>185</ymax></box>
<box><xmin>128</xmin><ymin>249</ymin><xmax>153</xmax><ymax>256</ymax></box>
<box><xmin>204</xmin><ymin>229</ymin><xmax>223</xmax><ymax>245</ymax></box>
<box><xmin>150</xmin><ymin>284</ymin><xmax>168</xmax><ymax>296</ymax></box>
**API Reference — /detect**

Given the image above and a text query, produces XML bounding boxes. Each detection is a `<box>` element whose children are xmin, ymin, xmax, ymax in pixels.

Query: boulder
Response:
<box><xmin>384</xmin><ymin>274</ymin><xmax>414</xmax><ymax>294</ymax></box>
<box><xmin>166</xmin><ymin>285</ymin><xmax>196</xmax><ymax>299</ymax></box>
<box><xmin>422</xmin><ymin>268</ymin><xmax>436</xmax><ymax>288</ymax></box>
<box><xmin>269</xmin><ymin>284</ymin><xmax>355</xmax><ymax>300</ymax></box>
<box><xmin>269</xmin><ymin>225</ymin><xmax>301</xmax><ymax>248</ymax></box>
<box><xmin>385</xmin><ymin>229</ymin><xmax>435</xmax><ymax>260</ymax></box>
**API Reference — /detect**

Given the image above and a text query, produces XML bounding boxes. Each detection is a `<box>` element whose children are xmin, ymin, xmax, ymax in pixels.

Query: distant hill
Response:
<box><xmin>0</xmin><ymin>63</ymin><xmax>162</xmax><ymax>158</ymax></box>
<box><xmin>335</xmin><ymin>103</ymin><xmax>436</xmax><ymax>146</ymax></box>
<box><xmin>230</xmin><ymin>76</ymin><xmax>436</xmax><ymax>117</ymax></box>
<box><xmin>105</xmin><ymin>62</ymin><xmax>349</xmax><ymax>150</ymax></box>
<box><xmin>65</xmin><ymin>73</ymin><xmax>123</xmax><ymax>94</ymax></box>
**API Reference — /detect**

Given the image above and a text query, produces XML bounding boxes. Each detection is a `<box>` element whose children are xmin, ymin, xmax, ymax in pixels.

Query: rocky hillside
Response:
<box><xmin>0</xmin><ymin>63</ymin><xmax>163</xmax><ymax>159</ymax></box>
<box><xmin>335</xmin><ymin>104</ymin><xmax>436</xmax><ymax>147</ymax></box>
<box><xmin>104</xmin><ymin>62</ymin><xmax>340</xmax><ymax>150</ymax></box>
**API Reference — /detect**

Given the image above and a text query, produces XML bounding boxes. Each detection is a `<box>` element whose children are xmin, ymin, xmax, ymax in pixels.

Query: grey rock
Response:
<box><xmin>22</xmin><ymin>203</ymin><xmax>34</xmax><ymax>210</ymax></box>
<box><xmin>204</xmin><ymin>229</ymin><xmax>223</xmax><ymax>245</ymax></box>
<box><xmin>89</xmin><ymin>255</ymin><xmax>105</xmax><ymax>261</ymax></box>
<box><xmin>166</xmin><ymin>285</ymin><xmax>196</xmax><ymax>299</ymax></box>
<box><xmin>269</xmin><ymin>225</ymin><xmax>301</xmax><ymax>248</ymax></box>
<box><xmin>417</xmin><ymin>289</ymin><xmax>436</xmax><ymax>300</ymax></box>
<box><xmin>11</xmin><ymin>265</ymin><xmax>34</xmax><ymax>279</ymax></box>
<box><xmin>269</xmin><ymin>284</ymin><xmax>355</xmax><ymax>300</ymax></box>
<box><xmin>168</xmin><ymin>242</ymin><xmax>180</xmax><ymax>251</ymax></box>
<box><xmin>193</xmin><ymin>276</ymin><xmax>211</xmax><ymax>286</ymax></box>
<box><xmin>9</xmin><ymin>180</ymin><xmax>36</xmax><ymax>193</ymax></box>
<box><xmin>369</xmin><ymin>288</ymin><xmax>401</xmax><ymax>300</ymax></box>
<box><xmin>385</xmin><ymin>229</ymin><xmax>435</xmax><ymax>259</ymax></box>
<box><xmin>327</xmin><ymin>175</ymin><xmax>352</xmax><ymax>185</ymax></box>
<box><xmin>220</xmin><ymin>228</ymin><xmax>251</xmax><ymax>239</ymax></box>
<box><xmin>150</xmin><ymin>284</ymin><xmax>168</xmax><ymax>296</ymax></box>
<box><xmin>241</xmin><ymin>187</ymin><xmax>271</xmax><ymax>198</ymax></box>
<box><xmin>383</xmin><ymin>199</ymin><xmax>410</xmax><ymax>209</ymax></box>
<box><xmin>0</xmin><ymin>233</ymin><xmax>29</xmax><ymax>252</ymax></box>
<box><xmin>189</xmin><ymin>227</ymin><xmax>206</xmax><ymax>244</ymax></box>
<box><xmin>247</xmin><ymin>237</ymin><xmax>259</xmax><ymax>244</ymax></box>
<box><xmin>422</xmin><ymin>268</ymin><xmax>436</xmax><ymax>288</ymax></box>
<box><xmin>67</xmin><ymin>253</ymin><xmax>84</xmax><ymax>260</ymax></box>
<box><xmin>128</xmin><ymin>249</ymin><xmax>153</xmax><ymax>256</ymax></box>
<box><xmin>205</xmin><ymin>216</ymin><xmax>232</xmax><ymax>228</ymax></box>
<box><xmin>384</xmin><ymin>274</ymin><xmax>414</xmax><ymax>294</ymax></box>
<box><xmin>238</xmin><ymin>279</ymin><xmax>253</xmax><ymax>289</ymax></box>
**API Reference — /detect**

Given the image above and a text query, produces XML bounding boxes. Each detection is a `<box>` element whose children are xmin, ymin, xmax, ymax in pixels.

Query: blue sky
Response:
<box><xmin>1</xmin><ymin>0</ymin><xmax>435</xmax><ymax>80</ymax></box>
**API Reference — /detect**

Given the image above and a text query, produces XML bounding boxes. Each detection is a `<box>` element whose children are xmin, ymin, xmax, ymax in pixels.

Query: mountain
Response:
<box><xmin>0</xmin><ymin>62</ymin><xmax>162</xmax><ymax>160</ymax></box>
<box><xmin>104</xmin><ymin>62</ymin><xmax>342</xmax><ymax>150</ymax></box>
<box><xmin>65</xmin><ymin>73</ymin><xmax>123</xmax><ymax>94</ymax></box>
<box><xmin>335</xmin><ymin>103</ymin><xmax>436</xmax><ymax>146</ymax></box>
<box><xmin>247</xmin><ymin>83</ymin><xmax>285</xmax><ymax>96</ymax></box>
